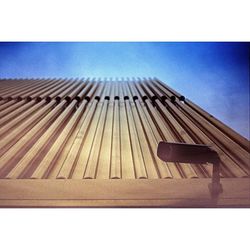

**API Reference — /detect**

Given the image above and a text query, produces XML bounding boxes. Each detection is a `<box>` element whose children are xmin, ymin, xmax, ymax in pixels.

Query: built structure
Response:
<box><xmin>0</xmin><ymin>77</ymin><xmax>249</xmax><ymax>207</ymax></box>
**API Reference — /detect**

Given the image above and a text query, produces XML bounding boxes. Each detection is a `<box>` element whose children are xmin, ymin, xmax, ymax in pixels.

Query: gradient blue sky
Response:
<box><xmin>0</xmin><ymin>42</ymin><xmax>249</xmax><ymax>139</ymax></box>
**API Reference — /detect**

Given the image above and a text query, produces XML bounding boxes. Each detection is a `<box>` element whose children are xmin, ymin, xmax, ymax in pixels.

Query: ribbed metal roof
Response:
<box><xmin>0</xmin><ymin>77</ymin><xmax>249</xmax><ymax>180</ymax></box>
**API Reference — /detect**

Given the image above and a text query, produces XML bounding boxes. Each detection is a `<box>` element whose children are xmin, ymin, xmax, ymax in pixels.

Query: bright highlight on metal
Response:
<box><xmin>0</xmin><ymin>77</ymin><xmax>249</xmax><ymax>180</ymax></box>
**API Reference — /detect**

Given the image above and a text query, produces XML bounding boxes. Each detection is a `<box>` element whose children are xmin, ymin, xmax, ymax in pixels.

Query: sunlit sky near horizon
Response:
<box><xmin>0</xmin><ymin>42</ymin><xmax>249</xmax><ymax>139</ymax></box>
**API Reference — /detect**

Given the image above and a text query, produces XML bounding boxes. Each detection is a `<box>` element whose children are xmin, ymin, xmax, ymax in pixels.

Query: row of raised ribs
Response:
<box><xmin>0</xmin><ymin>78</ymin><xmax>249</xmax><ymax>179</ymax></box>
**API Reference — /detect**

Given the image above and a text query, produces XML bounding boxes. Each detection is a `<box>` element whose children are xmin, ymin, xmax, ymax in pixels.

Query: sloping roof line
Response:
<box><xmin>0</xmin><ymin>77</ymin><xmax>249</xmax><ymax>180</ymax></box>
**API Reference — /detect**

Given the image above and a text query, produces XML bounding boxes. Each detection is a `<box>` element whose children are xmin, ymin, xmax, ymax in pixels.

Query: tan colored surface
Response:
<box><xmin>0</xmin><ymin>179</ymin><xmax>249</xmax><ymax>207</ymax></box>
<box><xmin>0</xmin><ymin>78</ymin><xmax>249</xmax><ymax>207</ymax></box>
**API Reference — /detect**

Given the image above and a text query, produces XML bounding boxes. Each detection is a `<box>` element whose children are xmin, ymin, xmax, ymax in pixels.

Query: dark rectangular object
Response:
<box><xmin>157</xmin><ymin>141</ymin><xmax>220</xmax><ymax>164</ymax></box>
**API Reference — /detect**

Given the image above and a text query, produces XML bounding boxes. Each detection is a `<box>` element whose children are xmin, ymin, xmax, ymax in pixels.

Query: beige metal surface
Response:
<box><xmin>0</xmin><ymin>77</ymin><xmax>249</xmax><ymax>207</ymax></box>
<box><xmin>0</xmin><ymin>179</ymin><xmax>249</xmax><ymax>207</ymax></box>
<box><xmin>1</xmin><ymin>78</ymin><xmax>249</xmax><ymax>180</ymax></box>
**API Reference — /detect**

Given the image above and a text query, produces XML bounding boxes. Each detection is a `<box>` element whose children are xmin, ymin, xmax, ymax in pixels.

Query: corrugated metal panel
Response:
<box><xmin>0</xmin><ymin>78</ymin><xmax>249</xmax><ymax>180</ymax></box>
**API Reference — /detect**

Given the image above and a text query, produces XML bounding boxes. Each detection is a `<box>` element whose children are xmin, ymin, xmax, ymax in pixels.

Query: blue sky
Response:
<box><xmin>0</xmin><ymin>42</ymin><xmax>249</xmax><ymax>139</ymax></box>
